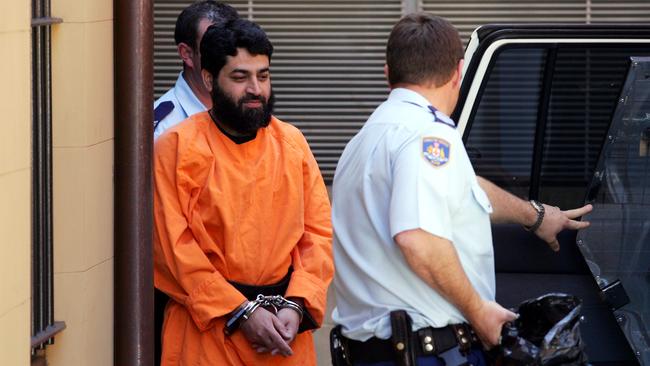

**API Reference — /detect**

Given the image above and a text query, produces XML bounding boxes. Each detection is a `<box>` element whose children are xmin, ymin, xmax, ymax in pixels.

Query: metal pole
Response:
<box><xmin>114</xmin><ymin>0</ymin><xmax>154</xmax><ymax>364</ymax></box>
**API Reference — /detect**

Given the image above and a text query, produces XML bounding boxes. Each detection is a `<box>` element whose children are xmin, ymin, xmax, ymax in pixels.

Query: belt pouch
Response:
<box><xmin>390</xmin><ymin>310</ymin><xmax>416</xmax><ymax>366</ymax></box>
<box><xmin>329</xmin><ymin>325</ymin><xmax>352</xmax><ymax>366</ymax></box>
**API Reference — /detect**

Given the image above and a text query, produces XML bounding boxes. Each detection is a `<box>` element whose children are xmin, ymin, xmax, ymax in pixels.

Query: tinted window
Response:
<box><xmin>465</xmin><ymin>44</ymin><xmax>650</xmax><ymax>209</ymax></box>
<box><xmin>540</xmin><ymin>47</ymin><xmax>646</xmax><ymax>207</ymax></box>
<box><xmin>578</xmin><ymin>57</ymin><xmax>650</xmax><ymax>363</ymax></box>
<box><xmin>466</xmin><ymin>48</ymin><xmax>546</xmax><ymax>199</ymax></box>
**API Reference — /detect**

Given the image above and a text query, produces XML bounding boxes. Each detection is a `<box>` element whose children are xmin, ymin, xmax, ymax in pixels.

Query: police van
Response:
<box><xmin>453</xmin><ymin>25</ymin><xmax>650</xmax><ymax>365</ymax></box>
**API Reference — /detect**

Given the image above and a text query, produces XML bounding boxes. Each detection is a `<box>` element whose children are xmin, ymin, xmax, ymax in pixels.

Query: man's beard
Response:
<box><xmin>210</xmin><ymin>82</ymin><xmax>275</xmax><ymax>136</ymax></box>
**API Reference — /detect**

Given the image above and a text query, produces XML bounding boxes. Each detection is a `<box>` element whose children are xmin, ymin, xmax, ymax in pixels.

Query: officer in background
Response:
<box><xmin>330</xmin><ymin>13</ymin><xmax>593</xmax><ymax>365</ymax></box>
<box><xmin>153</xmin><ymin>1</ymin><xmax>238</xmax><ymax>139</ymax></box>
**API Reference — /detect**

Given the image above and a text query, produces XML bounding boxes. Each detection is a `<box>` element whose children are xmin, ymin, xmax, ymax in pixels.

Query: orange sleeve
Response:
<box><xmin>284</xmin><ymin>133</ymin><xmax>334</xmax><ymax>327</ymax></box>
<box><xmin>153</xmin><ymin>132</ymin><xmax>246</xmax><ymax>332</ymax></box>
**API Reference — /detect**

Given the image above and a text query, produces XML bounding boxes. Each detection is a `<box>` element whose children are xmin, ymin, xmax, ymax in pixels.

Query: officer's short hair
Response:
<box><xmin>386</xmin><ymin>13</ymin><xmax>463</xmax><ymax>87</ymax></box>
<box><xmin>201</xmin><ymin>19</ymin><xmax>273</xmax><ymax>77</ymax></box>
<box><xmin>174</xmin><ymin>1</ymin><xmax>239</xmax><ymax>50</ymax></box>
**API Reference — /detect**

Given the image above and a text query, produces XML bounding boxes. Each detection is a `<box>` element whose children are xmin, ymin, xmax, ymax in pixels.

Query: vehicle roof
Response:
<box><xmin>475</xmin><ymin>24</ymin><xmax>650</xmax><ymax>42</ymax></box>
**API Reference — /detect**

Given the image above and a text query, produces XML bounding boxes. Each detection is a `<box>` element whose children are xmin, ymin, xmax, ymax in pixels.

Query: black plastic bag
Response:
<box><xmin>495</xmin><ymin>293</ymin><xmax>588</xmax><ymax>366</ymax></box>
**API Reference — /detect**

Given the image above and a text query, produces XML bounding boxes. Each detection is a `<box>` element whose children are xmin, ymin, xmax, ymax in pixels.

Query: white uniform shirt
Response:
<box><xmin>153</xmin><ymin>72</ymin><xmax>207</xmax><ymax>140</ymax></box>
<box><xmin>331</xmin><ymin>88</ymin><xmax>495</xmax><ymax>341</ymax></box>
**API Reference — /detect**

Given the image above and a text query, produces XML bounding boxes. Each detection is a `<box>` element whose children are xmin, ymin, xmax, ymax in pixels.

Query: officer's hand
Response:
<box><xmin>535</xmin><ymin>204</ymin><xmax>593</xmax><ymax>251</ymax></box>
<box><xmin>468</xmin><ymin>300</ymin><xmax>518</xmax><ymax>349</ymax></box>
<box><xmin>240</xmin><ymin>307</ymin><xmax>293</xmax><ymax>357</ymax></box>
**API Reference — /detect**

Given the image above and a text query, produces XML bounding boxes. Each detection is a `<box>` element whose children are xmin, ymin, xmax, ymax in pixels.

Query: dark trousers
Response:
<box><xmin>354</xmin><ymin>345</ymin><xmax>487</xmax><ymax>366</ymax></box>
<box><xmin>154</xmin><ymin>289</ymin><xmax>169</xmax><ymax>366</ymax></box>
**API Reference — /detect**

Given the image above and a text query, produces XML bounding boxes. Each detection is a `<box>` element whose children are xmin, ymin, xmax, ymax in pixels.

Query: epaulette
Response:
<box><xmin>153</xmin><ymin>101</ymin><xmax>174</xmax><ymax>130</ymax></box>
<box><xmin>402</xmin><ymin>101</ymin><xmax>457</xmax><ymax>128</ymax></box>
<box><xmin>427</xmin><ymin>106</ymin><xmax>456</xmax><ymax>129</ymax></box>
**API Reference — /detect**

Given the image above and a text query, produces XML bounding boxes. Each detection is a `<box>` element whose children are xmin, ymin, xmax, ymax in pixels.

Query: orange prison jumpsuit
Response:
<box><xmin>153</xmin><ymin>112</ymin><xmax>334</xmax><ymax>365</ymax></box>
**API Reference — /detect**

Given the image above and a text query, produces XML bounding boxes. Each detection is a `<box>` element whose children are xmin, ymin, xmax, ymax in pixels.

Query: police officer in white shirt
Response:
<box><xmin>331</xmin><ymin>13</ymin><xmax>593</xmax><ymax>366</ymax></box>
<box><xmin>153</xmin><ymin>1</ymin><xmax>238</xmax><ymax>139</ymax></box>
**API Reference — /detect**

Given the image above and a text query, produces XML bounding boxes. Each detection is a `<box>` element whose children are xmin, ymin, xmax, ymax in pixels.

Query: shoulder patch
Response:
<box><xmin>422</xmin><ymin>137</ymin><xmax>450</xmax><ymax>167</ymax></box>
<box><xmin>154</xmin><ymin>101</ymin><xmax>175</xmax><ymax>129</ymax></box>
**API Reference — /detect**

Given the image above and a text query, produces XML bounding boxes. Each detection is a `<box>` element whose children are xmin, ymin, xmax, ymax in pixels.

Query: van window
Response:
<box><xmin>465</xmin><ymin>47</ymin><xmax>546</xmax><ymax>199</ymax></box>
<box><xmin>465</xmin><ymin>44</ymin><xmax>650</xmax><ymax>209</ymax></box>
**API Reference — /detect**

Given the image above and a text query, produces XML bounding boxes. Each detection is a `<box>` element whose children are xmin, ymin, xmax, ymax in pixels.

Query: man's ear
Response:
<box><xmin>178</xmin><ymin>42</ymin><xmax>195</xmax><ymax>69</ymax></box>
<box><xmin>201</xmin><ymin>69</ymin><xmax>213</xmax><ymax>92</ymax></box>
<box><xmin>384</xmin><ymin>64</ymin><xmax>391</xmax><ymax>87</ymax></box>
<box><xmin>452</xmin><ymin>59</ymin><xmax>464</xmax><ymax>88</ymax></box>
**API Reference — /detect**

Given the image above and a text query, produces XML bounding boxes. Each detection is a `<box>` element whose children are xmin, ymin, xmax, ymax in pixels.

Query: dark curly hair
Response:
<box><xmin>200</xmin><ymin>18</ymin><xmax>273</xmax><ymax>77</ymax></box>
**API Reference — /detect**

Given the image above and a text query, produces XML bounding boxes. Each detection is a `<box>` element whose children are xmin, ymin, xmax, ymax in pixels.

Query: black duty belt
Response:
<box><xmin>345</xmin><ymin>323</ymin><xmax>480</xmax><ymax>364</ymax></box>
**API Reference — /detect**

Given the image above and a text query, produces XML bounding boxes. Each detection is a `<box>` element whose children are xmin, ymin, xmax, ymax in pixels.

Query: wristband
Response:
<box><xmin>224</xmin><ymin>301</ymin><xmax>260</xmax><ymax>335</ymax></box>
<box><xmin>242</xmin><ymin>300</ymin><xmax>262</xmax><ymax>321</ymax></box>
<box><xmin>524</xmin><ymin>200</ymin><xmax>545</xmax><ymax>233</ymax></box>
<box><xmin>224</xmin><ymin>301</ymin><xmax>248</xmax><ymax>335</ymax></box>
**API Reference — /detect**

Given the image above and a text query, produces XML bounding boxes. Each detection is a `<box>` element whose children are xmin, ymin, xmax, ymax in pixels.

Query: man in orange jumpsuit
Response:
<box><xmin>153</xmin><ymin>18</ymin><xmax>334</xmax><ymax>365</ymax></box>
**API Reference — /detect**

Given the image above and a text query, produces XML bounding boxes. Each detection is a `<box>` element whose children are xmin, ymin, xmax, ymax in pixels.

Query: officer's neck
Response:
<box><xmin>393</xmin><ymin>82</ymin><xmax>455</xmax><ymax>116</ymax></box>
<box><xmin>183</xmin><ymin>68</ymin><xmax>213</xmax><ymax>109</ymax></box>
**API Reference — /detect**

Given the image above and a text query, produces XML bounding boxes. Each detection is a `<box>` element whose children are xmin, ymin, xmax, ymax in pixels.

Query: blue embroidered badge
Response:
<box><xmin>422</xmin><ymin>137</ymin><xmax>450</xmax><ymax>167</ymax></box>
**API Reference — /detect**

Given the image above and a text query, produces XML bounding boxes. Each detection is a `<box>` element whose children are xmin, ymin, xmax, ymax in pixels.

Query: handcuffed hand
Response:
<box><xmin>276</xmin><ymin>307</ymin><xmax>300</xmax><ymax>342</ymax></box>
<box><xmin>240</xmin><ymin>307</ymin><xmax>293</xmax><ymax>357</ymax></box>
<box><xmin>535</xmin><ymin>204</ymin><xmax>593</xmax><ymax>251</ymax></box>
<box><xmin>252</xmin><ymin>307</ymin><xmax>301</xmax><ymax>354</ymax></box>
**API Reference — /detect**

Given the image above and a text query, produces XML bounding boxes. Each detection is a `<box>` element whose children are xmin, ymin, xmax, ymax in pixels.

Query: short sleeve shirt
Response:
<box><xmin>331</xmin><ymin>88</ymin><xmax>495</xmax><ymax>341</ymax></box>
<box><xmin>153</xmin><ymin>72</ymin><xmax>207</xmax><ymax>140</ymax></box>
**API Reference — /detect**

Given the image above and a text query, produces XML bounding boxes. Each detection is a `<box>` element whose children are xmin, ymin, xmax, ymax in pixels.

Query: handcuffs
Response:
<box><xmin>224</xmin><ymin>294</ymin><xmax>303</xmax><ymax>335</ymax></box>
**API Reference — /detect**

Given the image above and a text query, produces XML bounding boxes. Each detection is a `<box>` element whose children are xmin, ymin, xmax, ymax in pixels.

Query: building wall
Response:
<box><xmin>0</xmin><ymin>2</ymin><xmax>115</xmax><ymax>364</ymax></box>
<box><xmin>0</xmin><ymin>1</ymin><xmax>32</xmax><ymax>364</ymax></box>
<box><xmin>45</xmin><ymin>1</ymin><xmax>115</xmax><ymax>365</ymax></box>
